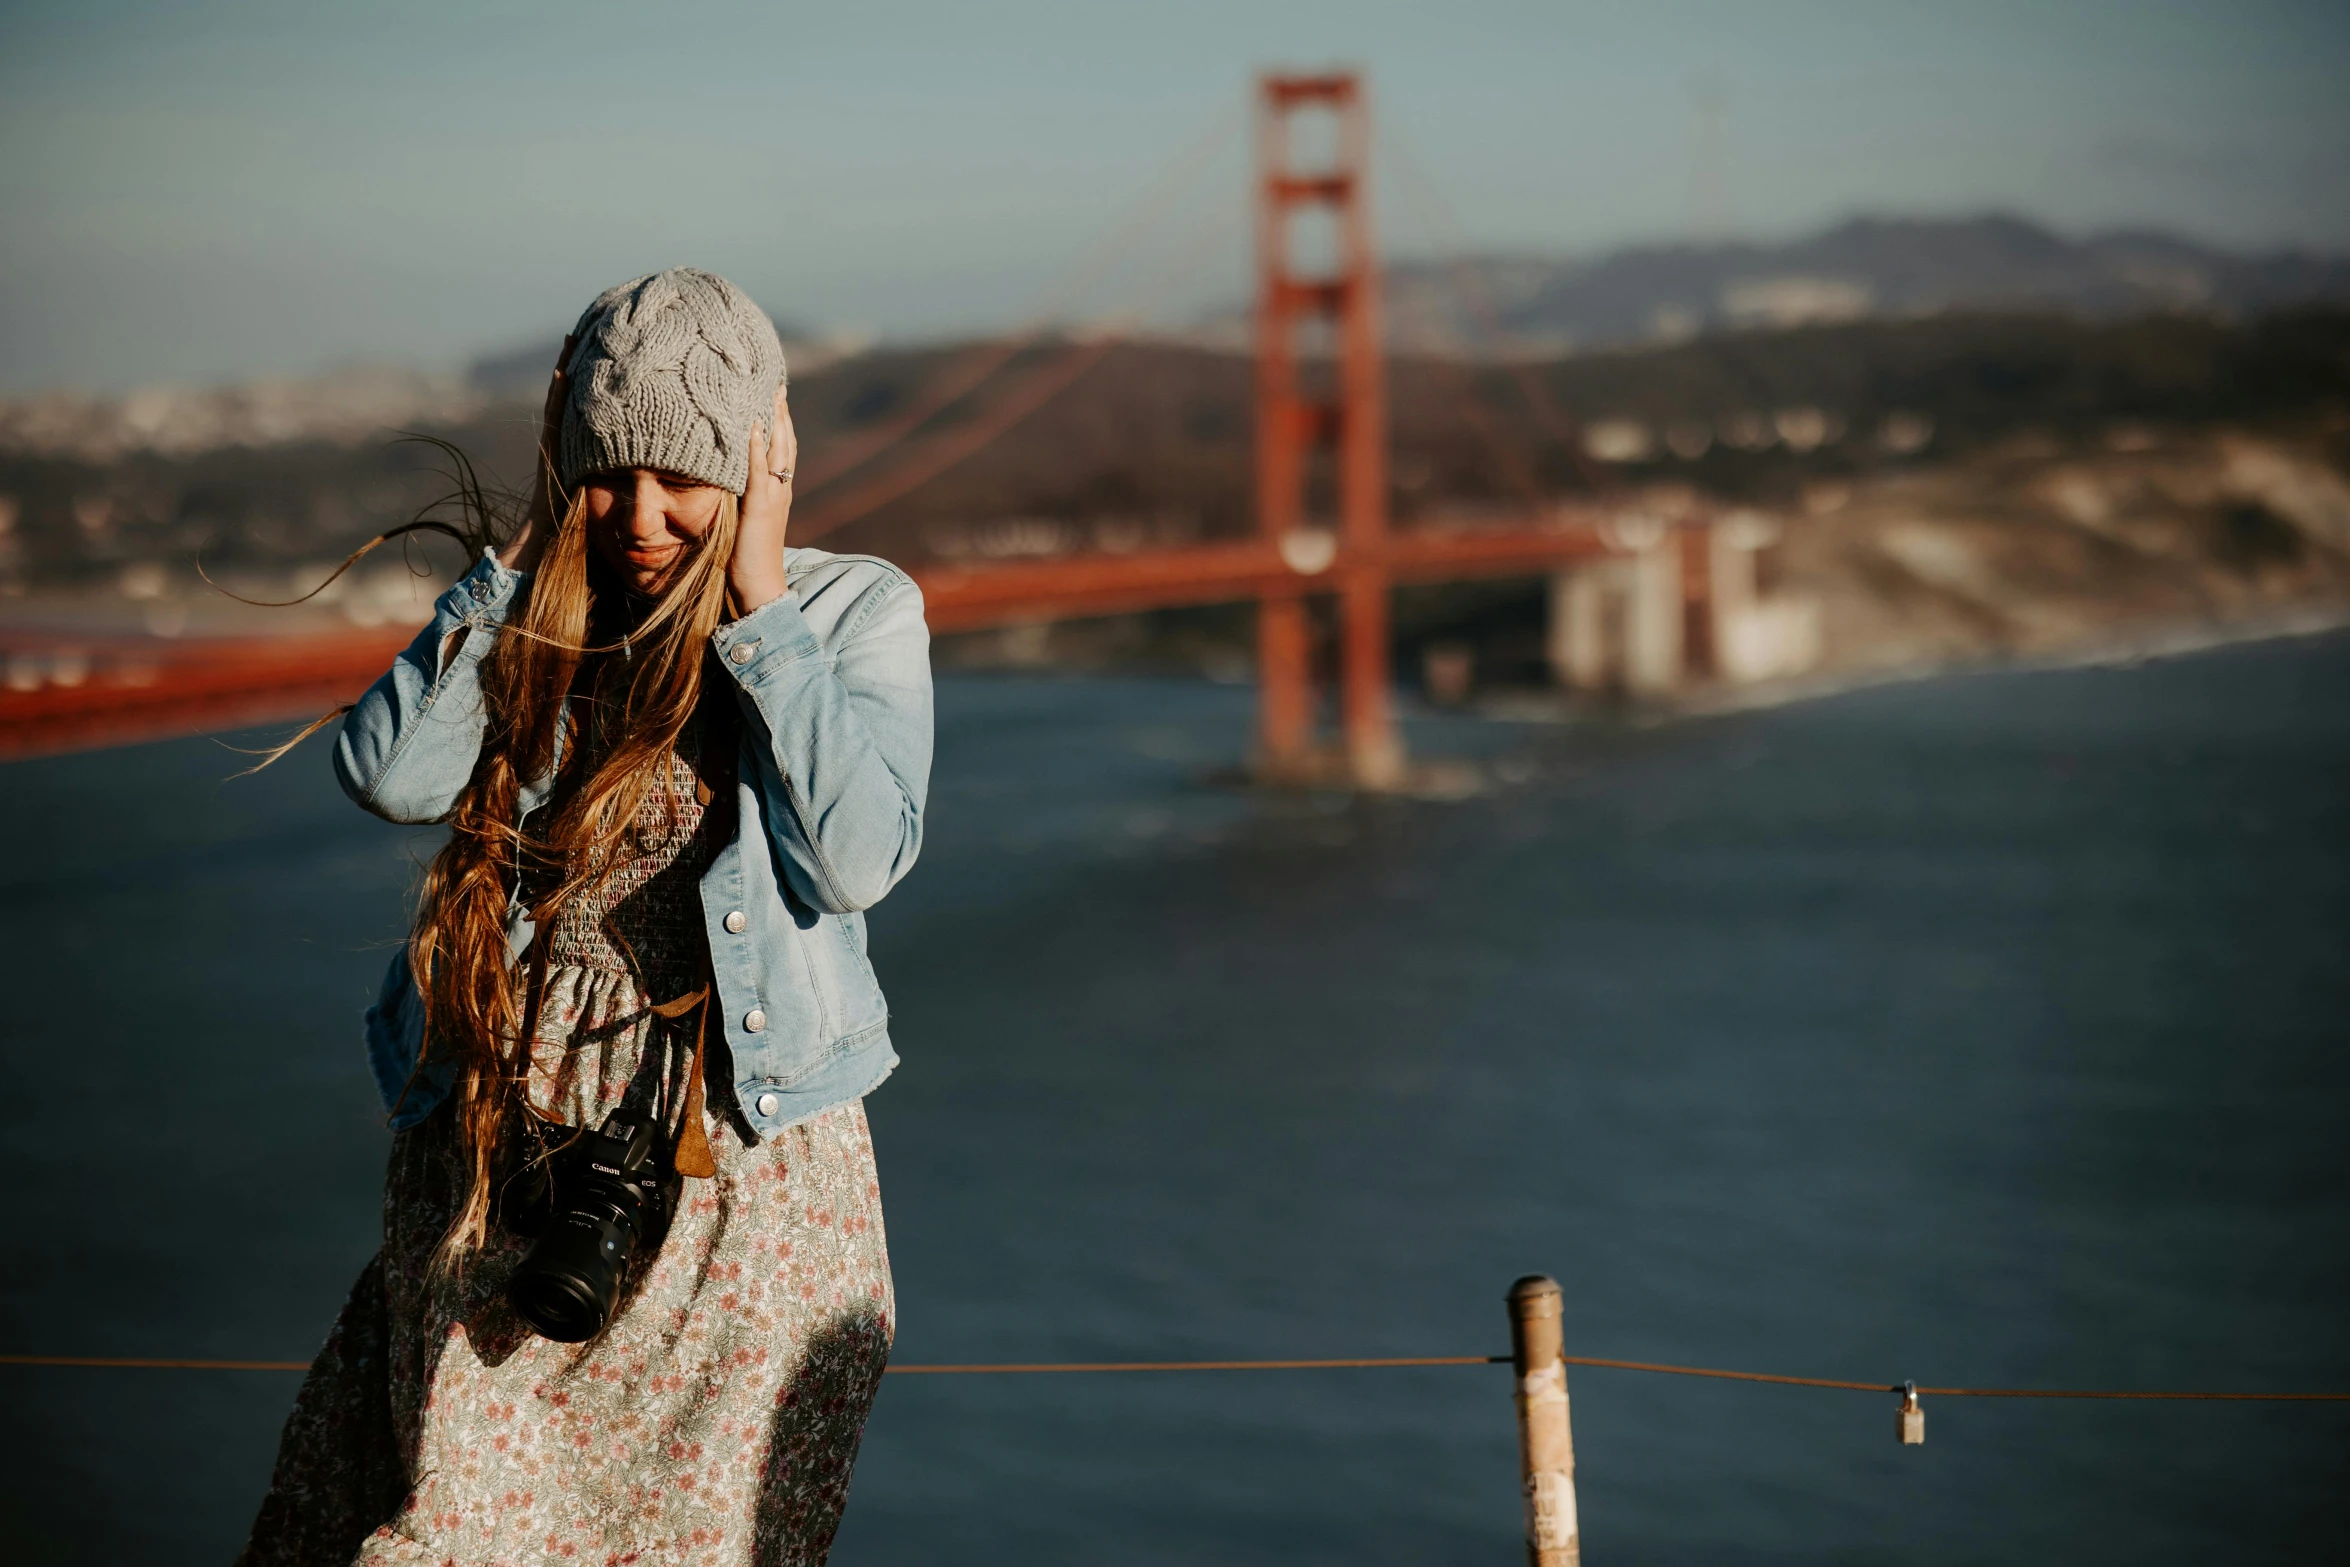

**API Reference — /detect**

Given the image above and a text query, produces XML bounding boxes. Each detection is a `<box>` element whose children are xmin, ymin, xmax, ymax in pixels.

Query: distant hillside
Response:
<box><xmin>7</xmin><ymin>308</ymin><xmax>2345</xmax><ymax>606</ymax></box>
<box><xmin>781</xmin><ymin>308</ymin><xmax>2350</xmax><ymax>563</ymax></box>
<box><xmin>4</xmin><ymin>308</ymin><xmax>2347</xmax><ymax>691</ymax></box>
<box><xmin>1329</xmin><ymin>216</ymin><xmax>2350</xmax><ymax>355</ymax></box>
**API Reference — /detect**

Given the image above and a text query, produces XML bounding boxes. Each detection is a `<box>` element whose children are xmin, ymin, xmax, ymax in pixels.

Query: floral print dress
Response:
<box><xmin>241</xmin><ymin>722</ymin><xmax>895</xmax><ymax>1567</ymax></box>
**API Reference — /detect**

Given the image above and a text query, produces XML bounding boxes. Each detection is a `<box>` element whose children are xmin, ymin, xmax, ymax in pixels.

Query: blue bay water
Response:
<box><xmin>1</xmin><ymin>635</ymin><xmax>2345</xmax><ymax>1563</ymax></box>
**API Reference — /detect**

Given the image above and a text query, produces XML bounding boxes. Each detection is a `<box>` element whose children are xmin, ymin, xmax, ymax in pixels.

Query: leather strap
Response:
<box><xmin>675</xmin><ymin>1000</ymin><xmax>718</xmax><ymax>1179</ymax></box>
<box><xmin>649</xmin><ymin>982</ymin><xmax>717</xmax><ymax>1179</ymax></box>
<box><xmin>668</xmin><ymin>700</ymin><xmax>730</xmax><ymax>1179</ymax></box>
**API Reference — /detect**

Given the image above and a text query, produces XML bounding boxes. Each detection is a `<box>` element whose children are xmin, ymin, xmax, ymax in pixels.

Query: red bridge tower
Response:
<box><xmin>1254</xmin><ymin>72</ymin><xmax>1400</xmax><ymax>787</ymax></box>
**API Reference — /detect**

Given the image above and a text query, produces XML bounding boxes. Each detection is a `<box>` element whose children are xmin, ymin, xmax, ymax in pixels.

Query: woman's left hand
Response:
<box><xmin>733</xmin><ymin>383</ymin><xmax>797</xmax><ymax>613</ymax></box>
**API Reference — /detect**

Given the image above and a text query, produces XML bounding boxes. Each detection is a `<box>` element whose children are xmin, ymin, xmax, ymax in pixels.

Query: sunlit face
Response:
<box><xmin>583</xmin><ymin>468</ymin><xmax>727</xmax><ymax>595</ymax></box>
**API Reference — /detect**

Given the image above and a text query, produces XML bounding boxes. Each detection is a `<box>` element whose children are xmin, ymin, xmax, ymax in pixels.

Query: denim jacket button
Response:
<box><xmin>730</xmin><ymin>643</ymin><xmax>756</xmax><ymax>665</ymax></box>
<box><xmin>723</xmin><ymin>910</ymin><xmax>747</xmax><ymax>934</ymax></box>
<box><xmin>755</xmin><ymin>1091</ymin><xmax>781</xmax><ymax>1117</ymax></box>
<box><xmin>743</xmin><ymin>1008</ymin><xmax>767</xmax><ymax>1033</ymax></box>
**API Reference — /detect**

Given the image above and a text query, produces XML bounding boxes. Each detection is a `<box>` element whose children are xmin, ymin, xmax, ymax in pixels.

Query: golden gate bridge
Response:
<box><xmin>0</xmin><ymin>73</ymin><xmax>1796</xmax><ymax>780</ymax></box>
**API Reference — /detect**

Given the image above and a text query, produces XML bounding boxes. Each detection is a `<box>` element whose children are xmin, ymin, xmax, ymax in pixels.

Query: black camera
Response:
<box><xmin>504</xmin><ymin>1109</ymin><xmax>674</xmax><ymax>1343</ymax></box>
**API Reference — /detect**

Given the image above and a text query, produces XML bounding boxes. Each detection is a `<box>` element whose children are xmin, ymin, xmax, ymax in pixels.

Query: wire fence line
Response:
<box><xmin>5</xmin><ymin>1349</ymin><xmax>2344</xmax><ymax>1402</ymax></box>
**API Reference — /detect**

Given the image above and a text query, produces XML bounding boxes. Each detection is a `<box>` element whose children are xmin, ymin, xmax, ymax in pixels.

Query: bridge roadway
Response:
<box><xmin>0</xmin><ymin>515</ymin><xmax>1637</xmax><ymax>761</ymax></box>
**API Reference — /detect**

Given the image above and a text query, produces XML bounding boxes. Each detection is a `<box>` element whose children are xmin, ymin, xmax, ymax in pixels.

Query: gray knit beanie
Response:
<box><xmin>556</xmin><ymin>267</ymin><xmax>786</xmax><ymax>495</ymax></box>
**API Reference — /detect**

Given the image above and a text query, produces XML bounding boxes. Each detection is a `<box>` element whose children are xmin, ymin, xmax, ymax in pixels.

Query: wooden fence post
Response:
<box><xmin>1508</xmin><ymin>1274</ymin><xmax>1581</xmax><ymax>1565</ymax></box>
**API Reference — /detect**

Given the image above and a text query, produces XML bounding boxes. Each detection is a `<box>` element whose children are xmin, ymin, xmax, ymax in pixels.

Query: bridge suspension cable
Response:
<box><xmin>793</xmin><ymin>196</ymin><xmax>1246</xmax><ymax>545</ymax></box>
<box><xmin>796</xmin><ymin>99</ymin><xmax>1244</xmax><ymax>501</ymax></box>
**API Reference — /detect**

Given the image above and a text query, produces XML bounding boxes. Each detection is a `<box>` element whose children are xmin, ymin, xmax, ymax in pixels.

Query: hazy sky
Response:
<box><xmin>3</xmin><ymin>0</ymin><xmax>2345</xmax><ymax>392</ymax></box>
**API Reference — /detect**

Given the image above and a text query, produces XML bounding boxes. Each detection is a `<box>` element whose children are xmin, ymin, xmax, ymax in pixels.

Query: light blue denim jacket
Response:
<box><xmin>336</xmin><ymin>547</ymin><xmax>932</xmax><ymax>1137</ymax></box>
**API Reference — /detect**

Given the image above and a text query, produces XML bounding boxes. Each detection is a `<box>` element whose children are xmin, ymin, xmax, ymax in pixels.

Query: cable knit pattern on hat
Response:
<box><xmin>556</xmin><ymin>268</ymin><xmax>786</xmax><ymax>495</ymax></box>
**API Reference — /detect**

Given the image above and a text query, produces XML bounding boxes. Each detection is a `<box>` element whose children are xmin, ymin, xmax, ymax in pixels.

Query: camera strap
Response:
<box><xmin>660</xmin><ymin>691</ymin><xmax>729</xmax><ymax>1181</ymax></box>
<box><xmin>514</xmin><ymin>708</ymin><xmax>732</xmax><ymax>1181</ymax></box>
<box><xmin>513</xmin><ymin>899</ymin><xmax>712</xmax><ymax>1179</ymax></box>
<box><xmin>647</xmin><ymin>979</ymin><xmax>718</xmax><ymax>1180</ymax></box>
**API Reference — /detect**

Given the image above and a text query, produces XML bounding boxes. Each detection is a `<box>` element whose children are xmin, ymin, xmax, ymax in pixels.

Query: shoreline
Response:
<box><xmin>1471</xmin><ymin>602</ymin><xmax>2350</xmax><ymax>730</ymax></box>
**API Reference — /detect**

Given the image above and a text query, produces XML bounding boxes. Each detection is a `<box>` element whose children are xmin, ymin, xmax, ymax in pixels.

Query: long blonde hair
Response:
<box><xmin>234</xmin><ymin>434</ymin><xmax>742</xmax><ymax>1267</ymax></box>
<box><xmin>408</xmin><ymin>480</ymin><xmax>741</xmax><ymax>1268</ymax></box>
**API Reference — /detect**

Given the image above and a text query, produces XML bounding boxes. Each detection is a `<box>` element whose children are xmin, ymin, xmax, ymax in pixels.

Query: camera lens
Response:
<box><xmin>509</xmin><ymin>1261</ymin><xmax>608</xmax><ymax>1343</ymax></box>
<box><xmin>509</xmin><ymin>1209</ymin><xmax>633</xmax><ymax>1342</ymax></box>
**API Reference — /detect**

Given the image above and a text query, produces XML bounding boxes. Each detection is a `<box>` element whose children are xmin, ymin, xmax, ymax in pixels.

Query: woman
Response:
<box><xmin>240</xmin><ymin>268</ymin><xmax>932</xmax><ymax>1566</ymax></box>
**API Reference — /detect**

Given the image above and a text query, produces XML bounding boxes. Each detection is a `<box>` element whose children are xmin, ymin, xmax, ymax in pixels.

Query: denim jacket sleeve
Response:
<box><xmin>334</xmin><ymin>550</ymin><xmax>529</xmax><ymax>824</ymax></box>
<box><xmin>710</xmin><ymin>563</ymin><xmax>931</xmax><ymax>914</ymax></box>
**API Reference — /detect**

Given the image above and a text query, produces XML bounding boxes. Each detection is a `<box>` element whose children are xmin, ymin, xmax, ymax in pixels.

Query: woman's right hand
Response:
<box><xmin>498</xmin><ymin>334</ymin><xmax>576</xmax><ymax>572</ymax></box>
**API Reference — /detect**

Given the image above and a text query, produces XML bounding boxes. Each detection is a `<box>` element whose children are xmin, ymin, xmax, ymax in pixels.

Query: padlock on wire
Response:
<box><xmin>1896</xmin><ymin>1380</ymin><xmax>1925</xmax><ymax>1446</ymax></box>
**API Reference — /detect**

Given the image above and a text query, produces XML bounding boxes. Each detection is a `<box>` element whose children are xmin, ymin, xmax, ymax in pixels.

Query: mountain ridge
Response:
<box><xmin>1347</xmin><ymin>213</ymin><xmax>2350</xmax><ymax>355</ymax></box>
